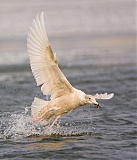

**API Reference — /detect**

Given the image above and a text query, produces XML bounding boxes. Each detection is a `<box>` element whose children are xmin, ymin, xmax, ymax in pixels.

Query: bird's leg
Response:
<box><xmin>49</xmin><ymin>115</ymin><xmax>61</xmax><ymax>128</ymax></box>
<box><xmin>32</xmin><ymin>109</ymin><xmax>50</xmax><ymax>122</ymax></box>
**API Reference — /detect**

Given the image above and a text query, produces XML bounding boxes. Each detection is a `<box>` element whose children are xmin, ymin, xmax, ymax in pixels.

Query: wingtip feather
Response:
<box><xmin>94</xmin><ymin>93</ymin><xmax>114</xmax><ymax>100</ymax></box>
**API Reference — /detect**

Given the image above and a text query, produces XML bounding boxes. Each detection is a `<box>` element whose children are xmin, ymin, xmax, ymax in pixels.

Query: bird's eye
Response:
<box><xmin>89</xmin><ymin>98</ymin><xmax>91</xmax><ymax>100</ymax></box>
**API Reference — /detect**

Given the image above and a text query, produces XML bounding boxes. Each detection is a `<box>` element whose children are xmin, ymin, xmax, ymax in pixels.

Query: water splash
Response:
<box><xmin>0</xmin><ymin>107</ymin><xmax>43</xmax><ymax>139</ymax></box>
<box><xmin>0</xmin><ymin>106</ymin><xmax>95</xmax><ymax>140</ymax></box>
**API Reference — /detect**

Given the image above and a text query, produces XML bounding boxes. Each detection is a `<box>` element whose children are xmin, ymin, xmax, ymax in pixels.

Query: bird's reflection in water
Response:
<box><xmin>29</xmin><ymin>135</ymin><xmax>76</xmax><ymax>150</ymax></box>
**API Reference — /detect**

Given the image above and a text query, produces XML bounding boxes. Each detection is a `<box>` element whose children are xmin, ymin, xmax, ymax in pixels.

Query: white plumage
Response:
<box><xmin>27</xmin><ymin>12</ymin><xmax>114</xmax><ymax>127</ymax></box>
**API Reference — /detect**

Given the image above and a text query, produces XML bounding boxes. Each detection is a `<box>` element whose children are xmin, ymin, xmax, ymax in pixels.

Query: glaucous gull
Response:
<box><xmin>27</xmin><ymin>12</ymin><xmax>114</xmax><ymax>128</ymax></box>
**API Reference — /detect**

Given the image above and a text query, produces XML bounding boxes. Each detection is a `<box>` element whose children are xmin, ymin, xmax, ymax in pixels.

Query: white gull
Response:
<box><xmin>27</xmin><ymin>12</ymin><xmax>114</xmax><ymax>128</ymax></box>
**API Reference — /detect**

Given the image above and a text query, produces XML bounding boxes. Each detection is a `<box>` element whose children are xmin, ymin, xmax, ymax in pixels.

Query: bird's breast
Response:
<box><xmin>53</xmin><ymin>93</ymin><xmax>80</xmax><ymax>116</ymax></box>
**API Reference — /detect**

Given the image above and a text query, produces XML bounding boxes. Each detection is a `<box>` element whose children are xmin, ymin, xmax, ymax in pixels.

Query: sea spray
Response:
<box><xmin>1</xmin><ymin>106</ymin><xmax>94</xmax><ymax>140</ymax></box>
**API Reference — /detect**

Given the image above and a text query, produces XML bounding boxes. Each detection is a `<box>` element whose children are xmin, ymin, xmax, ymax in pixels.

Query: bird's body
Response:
<box><xmin>27</xmin><ymin>12</ymin><xmax>114</xmax><ymax>127</ymax></box>
<box><xmin>32</xmin><ymin>88</ymin><xmax>87</xmax><ymax>126</ymax></box>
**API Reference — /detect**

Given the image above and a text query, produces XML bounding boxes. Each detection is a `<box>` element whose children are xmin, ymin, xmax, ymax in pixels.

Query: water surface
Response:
<box><xmin>0</xmin><ymin>0</ymin><xmax>136</xmax><ymax>159</ymax></box>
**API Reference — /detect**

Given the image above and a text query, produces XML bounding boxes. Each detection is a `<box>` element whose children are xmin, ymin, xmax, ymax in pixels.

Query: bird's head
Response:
<box><xmin>75</xmin><ymin>89</ymin><xmax>100</xmax><ymax>108</ymax></box>
<box><xmin>85</xmin><ymin>94</ymin><xmax>100</xmax><ymax>108</ymax></box>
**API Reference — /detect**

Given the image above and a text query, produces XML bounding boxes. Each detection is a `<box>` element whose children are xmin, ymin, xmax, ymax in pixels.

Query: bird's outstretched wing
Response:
<box><xmin>27</xmin><ymin>12</ymin><xmax>73</xmax><ymax>99</ymax></box>
<box><xmin>94</xmin><ymin>93</ymin><xmax>114</xmax><ymax>100</ymax></box>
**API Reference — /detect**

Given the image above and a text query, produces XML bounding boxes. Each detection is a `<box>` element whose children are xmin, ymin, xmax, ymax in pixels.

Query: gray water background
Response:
<box><xmin>0</xmin><ymin>0</ymin><xmax>136</xmax><ymax>159</ymax></box>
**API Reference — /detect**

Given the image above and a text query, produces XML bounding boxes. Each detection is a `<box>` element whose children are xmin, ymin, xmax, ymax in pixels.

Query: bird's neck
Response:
<box><xmin>73</xmin><ymin>88</ymin><xmax>86</xmax><ymax>106</ymax></box>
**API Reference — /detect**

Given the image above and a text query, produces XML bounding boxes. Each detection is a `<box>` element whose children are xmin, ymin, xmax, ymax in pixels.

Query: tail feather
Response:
<box><xmin>31</xmin><ymin>97</ymin><xmax>49</xmax><ymax>118</ymax></box>
<box><xmin>31</xmin><ymin>97</ymin><xmax>60</xmax><ymax>125</ymax></box>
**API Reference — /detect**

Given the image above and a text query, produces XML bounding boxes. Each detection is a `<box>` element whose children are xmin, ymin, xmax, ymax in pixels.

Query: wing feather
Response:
<box><xmin>94</xmin><ymin>93</ymin><xmax>114</xmax><ymax>100</ymax></box>
<box><xmin>27</xmin><ymin>12</ymin><xmax>73</xmax><ymax>99</ymax></box>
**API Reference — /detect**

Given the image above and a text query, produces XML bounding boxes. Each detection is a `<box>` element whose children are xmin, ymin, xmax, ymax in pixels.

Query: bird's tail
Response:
<box><xmin>31</xmin><ymin>97</ymin><xmax>59</xmax><ymax>125</ymax></box>
<box><xmin>31</xmin><ymin>97</ymin><xmax>49</xmax><ymax>119</ymax></box>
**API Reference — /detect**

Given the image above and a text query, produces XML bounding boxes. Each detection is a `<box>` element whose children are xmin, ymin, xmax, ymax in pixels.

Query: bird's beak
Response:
<box><xmin>94</xmin><ymin>103</ymin><xmax>101</xmax><ymax>109</ymax></box>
